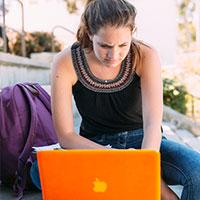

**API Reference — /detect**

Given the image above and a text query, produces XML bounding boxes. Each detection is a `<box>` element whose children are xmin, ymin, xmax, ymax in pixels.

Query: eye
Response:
<box><xmin>119</xmin><ymin>44</ymin><xmax>127</xmax><ymax>48</ymax></box>
<box><xmin>100</xmin><ymin>45</ymin><xmax>112</xmax><ymax>49</ymax></box>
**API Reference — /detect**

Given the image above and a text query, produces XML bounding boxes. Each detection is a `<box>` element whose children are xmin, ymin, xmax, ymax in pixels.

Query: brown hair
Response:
<box><xmin>76</xmin><ymin>0</ymin><xmax>142</xmax><ymax>67</ymax></box>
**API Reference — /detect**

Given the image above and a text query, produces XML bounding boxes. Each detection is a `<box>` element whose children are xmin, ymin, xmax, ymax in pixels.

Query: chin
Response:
<box><xmin>103</xmin><ymin>60</ymin><xmax>121</xmax><ymax>68</ymax></box>
<box><xmin>106</xmin><ymin>64</ymin><xmax>118</xmax><ymax>68</ymax></box>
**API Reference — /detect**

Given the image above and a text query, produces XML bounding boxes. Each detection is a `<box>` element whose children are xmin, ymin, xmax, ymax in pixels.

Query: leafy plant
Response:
<box><xmin>11</xmin><ymin>31</ymin><xmax>62</xmax><ymax>57</ymax></box>
<box><xmin>163</xmin><ymin>78</ymin><xmax>188</xmax><ymax>114</ymax></box>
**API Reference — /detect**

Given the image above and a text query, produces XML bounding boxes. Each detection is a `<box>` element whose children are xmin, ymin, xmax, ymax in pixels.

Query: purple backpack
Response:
<box><xmin>0</xmin><ymin>83</ymin><xmax>58</xmax><ymax>199</ymax></box>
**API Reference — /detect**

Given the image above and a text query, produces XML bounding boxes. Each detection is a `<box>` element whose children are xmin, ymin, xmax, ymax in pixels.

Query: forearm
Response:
<box><xmin>57</xmin><ymin>132</ymin><xmax>109</xmax><ymax>150</ymax></box>
<box><xmin>142</xmin><ymin>127</ymin><xmax>179</xmax><ymax>199</ymax></box>
<box><xmin>141</xmin><ymin>126</ymin><xmax>162</xmax><ymax>152</ymax></box>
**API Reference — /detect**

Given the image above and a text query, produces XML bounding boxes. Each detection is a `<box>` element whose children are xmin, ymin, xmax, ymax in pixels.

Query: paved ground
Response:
<box><xmin>0</xmin><ymin>186</ymin><xmax>42</xmax><ymax>200</ymax></box>
<box><xmin>1</xmin><ymin>86</ymin><xmax>200</xmax><ymax>199</ymax></box>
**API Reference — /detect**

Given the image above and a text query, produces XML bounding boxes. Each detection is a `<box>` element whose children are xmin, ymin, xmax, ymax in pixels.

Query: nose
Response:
<box><xmin>107</xmin><ymin>47</ymin><xmax>119</xmax><ymax>60</ymax></box>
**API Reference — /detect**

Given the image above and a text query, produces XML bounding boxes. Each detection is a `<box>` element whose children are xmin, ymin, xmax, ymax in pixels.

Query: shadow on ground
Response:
<box><xmin>0</xmin><ymin>184</ymin><xmax>42</xmax><ymax>200</ymax></box>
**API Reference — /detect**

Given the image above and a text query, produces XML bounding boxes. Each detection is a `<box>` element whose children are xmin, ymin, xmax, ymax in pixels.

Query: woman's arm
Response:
<box><xmin>51</xmin><ymin>48</ymin><xmax>109</xmax><ymax>150</ymax></box>
<box><xmin>139</xmin><ymin>45</ymin><xmax>179</xmax><ymax>200</ymax></box>
<box><xmin>139</xmin><ymin>45</ymin><xmax>163</xmax><ymax>152</ymax></box>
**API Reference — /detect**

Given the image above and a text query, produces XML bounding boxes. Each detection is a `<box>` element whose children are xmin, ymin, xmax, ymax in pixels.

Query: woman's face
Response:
<box><xmin>90</xmin><ymin>26</ymin><xmax>132</xmax><ymax>68</ymax></box>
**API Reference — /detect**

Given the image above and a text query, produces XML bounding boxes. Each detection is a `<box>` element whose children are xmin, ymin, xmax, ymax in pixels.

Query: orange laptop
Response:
<box><xmin>37</xmin><ymin>150</ymin><xmax>160</xmax><ymax>200</ymax></box>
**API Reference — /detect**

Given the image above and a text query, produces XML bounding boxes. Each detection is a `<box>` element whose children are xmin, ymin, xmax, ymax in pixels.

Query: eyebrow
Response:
<box><xmin>97</xmin><ymin>42</ymin><xmax>128</xmax><ymax>47</ymax></box>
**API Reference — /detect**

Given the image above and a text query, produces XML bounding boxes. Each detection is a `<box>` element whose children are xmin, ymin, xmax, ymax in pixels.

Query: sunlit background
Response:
<box><xmin>1</xmin><ymin>0</ymin><xmax>199</xmax><ymax>62</ymax></box>
<box><xmin>1</xmin><ymin>0</ymin><xmax>200</xmax><ymax>121</ymax></box>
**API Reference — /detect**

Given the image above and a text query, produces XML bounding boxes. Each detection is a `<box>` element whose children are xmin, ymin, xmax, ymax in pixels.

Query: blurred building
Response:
<box><xmin>130</xmin><ymin>0</ymin><xmax>177</xmax><ymax>65</ymax></box>
<box><xmin>1</xmin><ymin>0</ymin><xmax>200</xmax><ymax>65</ymax></box>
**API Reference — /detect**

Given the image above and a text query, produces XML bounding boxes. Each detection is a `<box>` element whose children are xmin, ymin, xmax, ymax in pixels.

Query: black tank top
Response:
<box><xmin>71</xmin><ymin>42</ymin><xmax>143</xmax><ymax>137</ymax></box>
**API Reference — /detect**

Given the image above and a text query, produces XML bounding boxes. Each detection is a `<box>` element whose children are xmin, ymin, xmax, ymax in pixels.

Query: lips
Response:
<box><xmin>104</xmin><ymin>59</ymin><xmax>118</xmax><ymax>64</ymax></box>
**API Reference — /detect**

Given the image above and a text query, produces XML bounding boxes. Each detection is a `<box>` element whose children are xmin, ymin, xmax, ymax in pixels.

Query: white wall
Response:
<box><xmin>0</xmin><ymin>52</ymin><xmax>51</xmax><ymax>88</ymax></box>
<box><xmin>195</xmin><ymin>0</ymin><xmax>200</xmax><ymax>48</ymax></box>
<box><xmin>3</xmin><ymin>0</ymin><xmax>177</xmax><ymax>65</ymax></box>
<box><xmin>129</xmin><ymin>0</ymin><xmax>177</xmax><ymax>65</ymax></box>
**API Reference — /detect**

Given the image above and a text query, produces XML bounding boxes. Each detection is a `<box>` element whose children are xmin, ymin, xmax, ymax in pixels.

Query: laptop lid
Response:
<box><xmin>37</xmin><ymin>150</ymin><xmax>160</xmax><ymax>200</ymax></box>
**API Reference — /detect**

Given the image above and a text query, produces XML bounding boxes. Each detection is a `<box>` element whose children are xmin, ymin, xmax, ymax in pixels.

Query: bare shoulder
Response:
<box><xmin>139</xmin><ymin>42</ymin><xmax>159</xmax><ymax>61</ymax></box>
<box><xmin>52</xmin><ymin>46</ymin><xmax>77</xmax><ymax>85</ymax></box>
<box><xmin>137</xmin><ymin>42</ymin><xmax>161</xmax><ymax>76</ymax></box>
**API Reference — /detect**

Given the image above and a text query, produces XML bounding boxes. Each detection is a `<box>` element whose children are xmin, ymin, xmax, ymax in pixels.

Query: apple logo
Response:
<box><xmin>93</xmin><ymin>178</ymin><xmax>108</xmax><ymax>192</ymax></box>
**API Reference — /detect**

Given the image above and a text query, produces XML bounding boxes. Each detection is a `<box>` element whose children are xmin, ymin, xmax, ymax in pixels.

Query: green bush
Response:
<box><xmin>11</xmin><ymin>31</ymin><xmax>62</xmax><ymax>57</ymax></box>
<box><xmin>163</xmin><ymin>78</ymin><xmax>188</xmax><ymax>114</ymax></box>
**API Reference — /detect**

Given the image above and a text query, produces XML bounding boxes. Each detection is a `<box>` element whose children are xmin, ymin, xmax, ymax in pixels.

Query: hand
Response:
<box><xmin>161</xmin><ymin>179</ymin><xmax>180</xmax><ymax>200</ymax></box>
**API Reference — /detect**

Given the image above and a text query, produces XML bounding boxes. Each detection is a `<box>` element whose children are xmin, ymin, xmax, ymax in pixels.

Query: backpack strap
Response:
<box><xmin>23</xmin><ymin>84</ymin><xmax>39</xmax><ymax>97</ymax></box>
<box><xmin>13</xmin><ymin>83</ymin><xmax>39</xmax><ymax>199</ymax></box>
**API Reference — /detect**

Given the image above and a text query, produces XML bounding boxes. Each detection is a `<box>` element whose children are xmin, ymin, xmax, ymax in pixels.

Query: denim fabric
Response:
<box><xmin>30</xmin><ymin>159</ymin><xmax>41</xmax><ymax>190</ymax></box>
<box><xmin>30</xmin><ymin>129</ymin><xmax>200</xmax><ymax>199</ymax></box>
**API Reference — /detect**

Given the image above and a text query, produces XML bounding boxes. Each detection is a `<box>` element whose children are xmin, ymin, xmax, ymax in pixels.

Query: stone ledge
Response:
<box><xmin>0</xmin><ymin>52</ymin><xmax>50</xmax><ymax>69</ymax></box>
<box><xmin>163</xmin><ymin>105</ymin><xmax>200</xmax><ymax>136</ymax></box>
<box><xmin>30</xmin><ymin>52</ymin><xmax>57</xmax><ymax>63</ymax></box>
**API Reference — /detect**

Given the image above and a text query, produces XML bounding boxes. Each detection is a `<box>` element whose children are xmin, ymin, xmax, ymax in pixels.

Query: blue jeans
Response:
<box><xmin>30</xmin><ymin>129</ymin><xmax>200</xmax><ymax>200</ymax></box>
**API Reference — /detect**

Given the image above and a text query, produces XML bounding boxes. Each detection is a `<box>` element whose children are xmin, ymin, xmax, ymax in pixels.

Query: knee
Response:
<box><xmin>30</xmin><ymin>161</ymin><xmax>41</xmax><ymax>190</ymax></box>
<box><xmin>187</xmin><ymin>165</ymin><xmax>200</xmax><ymax>187</ymax></box>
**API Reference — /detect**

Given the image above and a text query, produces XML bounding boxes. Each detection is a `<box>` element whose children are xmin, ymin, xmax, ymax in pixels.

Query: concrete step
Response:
<box><xmin>175</xmin><ymin>129</ymin><xmax>195</xmax><ymax>143</ymax></box>
<box><xmin>162</xmin><ymin>123</ymin><xmax>186</xmax><ymax>145</ymax></box>
<box><xmin>185</xmin><ymin>137</ymin><xmax>200</xmax><ymax>152</ymax></box>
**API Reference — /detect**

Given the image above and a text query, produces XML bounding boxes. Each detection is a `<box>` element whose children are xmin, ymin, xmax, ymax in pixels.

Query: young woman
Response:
<box><xmin>30</xmin><ymin>0</ymin><xmax>200</xmax><ymax>199</ymax></box>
